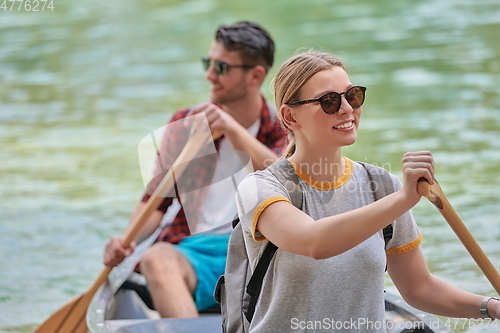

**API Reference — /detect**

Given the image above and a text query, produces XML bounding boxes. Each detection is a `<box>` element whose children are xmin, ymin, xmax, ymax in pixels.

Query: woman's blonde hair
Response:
<box><xmin>273</xmin><ymin>51</ymin><xmax>345</xmax><ymax>158</ymax></box>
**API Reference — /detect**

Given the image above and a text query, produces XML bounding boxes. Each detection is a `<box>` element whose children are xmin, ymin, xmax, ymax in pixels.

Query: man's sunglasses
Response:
<box><xmin>201</xmin><ymin>57</ymin><xmax>255</xmax><ymax>76</ymax></box>
<box><xmin>286</xmin><ymin>86</ymin><xmax>367</xmax><ymax>115</ymax></box>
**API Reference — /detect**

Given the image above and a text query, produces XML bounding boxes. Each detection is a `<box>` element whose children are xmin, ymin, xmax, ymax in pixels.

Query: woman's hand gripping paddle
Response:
<box><xmin>417</xmin><ymin>179</ymin><xmax>500</xmax><ymax>295</ymax></box>
<box><xmin>34</xmin><ymin>118</ymin><xmax>214</xmax><ymax>333</ymax></box>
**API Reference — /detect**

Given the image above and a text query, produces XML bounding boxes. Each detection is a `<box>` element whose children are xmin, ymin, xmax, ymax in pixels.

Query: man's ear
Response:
<box><xmin>248</xmin><ymin>65</ymin><xmax>266</xmax><ymax>87</ymax></box>
<box><xmin>280</xmin><ymin>104</ymin><xmax>301</xmax><ymax>131</ymax></box>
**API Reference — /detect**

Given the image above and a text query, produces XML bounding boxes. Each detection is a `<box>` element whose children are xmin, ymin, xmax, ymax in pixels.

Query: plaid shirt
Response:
<box><xmin>142</xmin><ymin>96</ymin><xmax>288</xmax><ymax>244</ymax></box>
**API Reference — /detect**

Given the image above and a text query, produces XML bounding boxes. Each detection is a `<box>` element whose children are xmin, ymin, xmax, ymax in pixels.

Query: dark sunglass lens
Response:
<box><xmin>346</xmin><ymin>86</ymin><xmax>365</xmax><ymax>108</ymax></box>
<box><xmin>202</xmin><ymin>58</ymin><xmax>227</xmax><ymax>75</ymax></box>
<box><xmin>320</xmin><ymin>92</ymin><xmax>341</xmax><ymax>114</ymax></box>
<box><xmin>202</xmin><ymin>58</ymin><xmax>210</xmax><ymax>71</ymax></box>
<box><xmin>207</xmin><ymin>61</ymin><xmax>228</xmax><ymax>75</ymax></box>
<box><xmin>214</xmin><ymin>62</ymin><xmax>226</xmax><ymax>75</ymax></box>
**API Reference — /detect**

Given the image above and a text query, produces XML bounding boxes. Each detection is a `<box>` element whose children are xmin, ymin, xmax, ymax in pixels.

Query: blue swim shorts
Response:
<box><xmin>174</xmin><ymin>234</ymin><xmax>230</xmax><ymax>311</ymax></box>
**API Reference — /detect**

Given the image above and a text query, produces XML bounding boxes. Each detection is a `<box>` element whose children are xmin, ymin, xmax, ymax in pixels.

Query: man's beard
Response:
<box><xmin>211</xmin><ymin>82</ymin><xmax>248</xmax><ymax>105</ymax></box>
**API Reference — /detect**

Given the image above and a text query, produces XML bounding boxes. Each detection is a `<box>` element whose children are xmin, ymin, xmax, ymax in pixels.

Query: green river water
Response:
<box><xmin>1</xmin><ymin>0</ymin><xmax>500</xmax><ymax>332</ymax></box>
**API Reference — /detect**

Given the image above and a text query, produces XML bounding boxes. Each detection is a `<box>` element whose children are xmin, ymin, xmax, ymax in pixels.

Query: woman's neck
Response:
<box><xmin>288</xmin><ymin>149</ymin><xmax>345</xmax><ymax>182</ymax></box>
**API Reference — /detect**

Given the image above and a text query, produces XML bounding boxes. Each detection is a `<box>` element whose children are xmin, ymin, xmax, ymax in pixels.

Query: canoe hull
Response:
<box><xmin>88</xmin><ymin>277</ymin><xmax>455</xmax><ymax>333</ymax></box>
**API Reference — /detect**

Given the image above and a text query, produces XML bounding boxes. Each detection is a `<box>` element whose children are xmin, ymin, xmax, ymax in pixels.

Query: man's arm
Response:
<box><xmin>103</xmin><ymin>110</ymin><xmax>187</xmax><ymax>268</ymax></box>
<box><xmin>127</xmin><ymin>201</ymin><xmax>165</xmax><ymax>243</ymax></box>
<box><xmin>224</xmin><ymin>120</ymin><xmax>279</xmax><ymax>170</ymax></box>
<box><xmin>186</xmin><ymin>101</ymin><xmax>285</xmax><ymax>170</ymax></box>
<box><xmin>103</xmin><ymin>201</ymin><xmax>164</xmax><ymax>267</ymax></box>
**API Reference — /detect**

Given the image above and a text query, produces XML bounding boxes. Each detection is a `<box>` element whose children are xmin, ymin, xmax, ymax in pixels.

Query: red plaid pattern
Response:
<box><xmin>142</xmin><ymin>97</ymin><xmax>287</xmax><ymax>244</ymax></box>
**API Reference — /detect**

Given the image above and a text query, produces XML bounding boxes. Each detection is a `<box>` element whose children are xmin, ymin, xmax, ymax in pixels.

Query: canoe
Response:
<box><xmin>86</xmin><ymin>229</ymin><xmax>453</xmax><ymax>333</ymax></box>
<box><xmin>87</xmin><ymin>269</ymin><xmax>454</xmax><ymax>332</ymax></box>
<box><xmin>88</xmin><ymin>278</ymin><xmax>454</xmax><ymax>333</ymax></box>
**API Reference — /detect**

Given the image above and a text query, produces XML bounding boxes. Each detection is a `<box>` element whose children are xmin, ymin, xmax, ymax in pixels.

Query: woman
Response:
<box><xmin>235</xmin><ymin>51</ymin><xmax>500</xmax><ymax>332</ymax></box>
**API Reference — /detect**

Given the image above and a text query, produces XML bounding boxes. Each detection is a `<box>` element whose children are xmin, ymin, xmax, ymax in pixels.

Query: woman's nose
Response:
<box><xmin>337</xmin><ymin>95</ymin><xmax>354</xmax><ymax>115</ymax></box>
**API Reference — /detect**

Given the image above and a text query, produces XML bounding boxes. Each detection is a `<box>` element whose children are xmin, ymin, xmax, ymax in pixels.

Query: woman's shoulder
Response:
<box><xmin>239</xmin><ymin>167</ymin><xmax>287</xmax><ymax>192</ymax></box>
<box><xmin>242</xmin><ymin>167</ymin><xmax>274</xmax><ymax>182</ymax></box>
<box><xmin>351</xmin><ymin>160</ymin><xmax>402</xmax><ymax>190</ymax></box>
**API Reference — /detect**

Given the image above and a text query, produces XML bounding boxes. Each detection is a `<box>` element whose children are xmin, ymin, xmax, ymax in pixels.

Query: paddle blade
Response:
<box><xmin>34</xmin><ymin>293</ymin><xmax>88</xmax><ymax>333</ymax></box>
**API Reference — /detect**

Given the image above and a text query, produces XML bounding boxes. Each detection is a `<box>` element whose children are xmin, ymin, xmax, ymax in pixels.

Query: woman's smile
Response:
<box><xmin>332</xmin><ymin>120</ymin><xmax>355</xmax><ymax>131</ymax></box>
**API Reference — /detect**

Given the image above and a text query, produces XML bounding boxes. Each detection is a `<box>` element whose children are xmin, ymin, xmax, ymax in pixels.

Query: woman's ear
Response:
<box><xmin>280</xmin><ymin>104</ymin><xmax>301</xmax><ymax>131</ymax></box>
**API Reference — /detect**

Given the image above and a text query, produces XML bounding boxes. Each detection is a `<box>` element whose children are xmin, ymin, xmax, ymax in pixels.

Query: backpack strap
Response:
<box><xmin>357</xmin><ymin>162</ymin><xmax>396</xmax><ymax>248</ymax></box>
<box><xmin>244</xmin><ymin>159</ymin><xmax>302</xmax><ymax>323</ymax></box>
<box><xmin>266</xmin><ymin>159</ymin><xmax>303</xmax><ymax>209</ymax></box>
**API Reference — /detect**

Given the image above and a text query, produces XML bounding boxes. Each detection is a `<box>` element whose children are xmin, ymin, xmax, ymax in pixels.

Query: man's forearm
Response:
<box><xmin>225</xmin><ymin>123</ymin><xmax>279</xmax><ymax>170</ymax></box>
<box><xmin>126</xmin><ymin>202</ymin><xmax>164</xmax><ymax>244</ymax></box>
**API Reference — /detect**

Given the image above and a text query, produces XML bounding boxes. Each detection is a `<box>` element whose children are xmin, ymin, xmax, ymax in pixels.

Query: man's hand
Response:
<box><xmin>186</xmin><ymin>102</ymin><xmax>237</xmax><ymax>140</ymax></box>
<box><xmin>103</xmin><ymin>236</ymin><xmax>136</xmax><ymax>267</ymax></box>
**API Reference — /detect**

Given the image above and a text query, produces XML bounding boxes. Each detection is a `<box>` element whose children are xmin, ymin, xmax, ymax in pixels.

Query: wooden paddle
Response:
<box><xmin>34</xmin><ymin>122</ymin><xmax>213</xmax><ymax>333</ymax></box>
<box><xmin>417</xmin><ymin>179</ymin><xmax>500</xmax><ymax>295</ymax></box>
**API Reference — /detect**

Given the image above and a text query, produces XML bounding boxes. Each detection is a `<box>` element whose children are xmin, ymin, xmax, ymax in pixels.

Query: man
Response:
<box><xmin>103</xmin><ymin>21</ymin><xmax>287</xmax><ymax>318</ymax></box>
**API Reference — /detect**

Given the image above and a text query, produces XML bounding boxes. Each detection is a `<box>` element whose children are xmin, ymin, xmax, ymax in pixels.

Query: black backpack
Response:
<box><xmin>214</xmin><ymin>159</ymin><xmax>396</xmax><ymax>333</ymax></box>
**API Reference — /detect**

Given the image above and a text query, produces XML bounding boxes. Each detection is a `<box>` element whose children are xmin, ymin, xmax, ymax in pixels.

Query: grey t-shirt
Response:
<box><xmin>236</xmin><ymin>158</ymin><xmax>422</xmax><ymax>333</ymax></box>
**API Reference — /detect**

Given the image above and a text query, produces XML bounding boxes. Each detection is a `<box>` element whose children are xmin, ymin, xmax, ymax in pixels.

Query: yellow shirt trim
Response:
<box><xmin>386</xmin><ymin>234</ymin><xmax>423</xmax><ymax>255</ymax></box>
<box><xmin>289</xmin><ymin>157</ymin><xmax>353</xmax><ymax>191</ymax></box>
<box><xmin>251</xmin><ymin>196</ymin><xmax>291</xmax><ymax>241</ymax></box>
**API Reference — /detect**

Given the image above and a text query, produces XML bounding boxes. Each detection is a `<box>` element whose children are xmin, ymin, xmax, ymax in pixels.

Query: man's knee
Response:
<box><xmin>140</xmin><ymin>242</ymin><xmax>197</xmax><ymax>294</ymax></box>
<box><xmin>140</xmin><ymin>242</ymin><xmax>184</xmax><ymax>274</ymax></box>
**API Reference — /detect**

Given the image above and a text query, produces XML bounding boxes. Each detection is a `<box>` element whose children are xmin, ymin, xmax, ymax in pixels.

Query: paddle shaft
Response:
<box><xmin>417</xmin><ymin>180</ymin><xmax>500</xmax><ymax>295</ymax></box>
<box><xmin>121</xmin><ymin>128</ymin><xmax>212</xmax><ymax>246</ymax></box>
<box><xmin>35</xmin><ymin>127</ymin><xmax>212</xmax><ymax>333</ymax></box>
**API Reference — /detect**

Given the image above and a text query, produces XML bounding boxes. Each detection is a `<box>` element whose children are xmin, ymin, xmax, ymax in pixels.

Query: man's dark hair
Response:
<box><xmin>215</xmin><ymin>21</ymin><xmax>274</xmax><ymax>72</ymax></box>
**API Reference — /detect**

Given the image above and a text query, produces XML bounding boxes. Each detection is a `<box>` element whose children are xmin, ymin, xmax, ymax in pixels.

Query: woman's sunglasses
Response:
<box><xmin>286</xmin><ymin>86</ymin><xmax>367</xmax><ymax>115</ymax></box>
<box><xmin>201</xmin><ymin>57</ymin><xmax>255</xmax><ymax>76</ymax></box>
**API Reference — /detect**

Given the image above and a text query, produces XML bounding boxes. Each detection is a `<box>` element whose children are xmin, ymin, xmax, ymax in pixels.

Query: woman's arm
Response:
<box><xmin>259</xmin><ymin>190</ymin><xmax>413</xmax><ymax>259</ymax></box>
<box><xmin>388</xmin><ymin>247</ymin><xmax>500</xmax><ymax>319</ymax></box>
<box><xmin>256</xmin><ymin>151</ymin><xmax>434</xmax><ymax>259</ymax></box>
